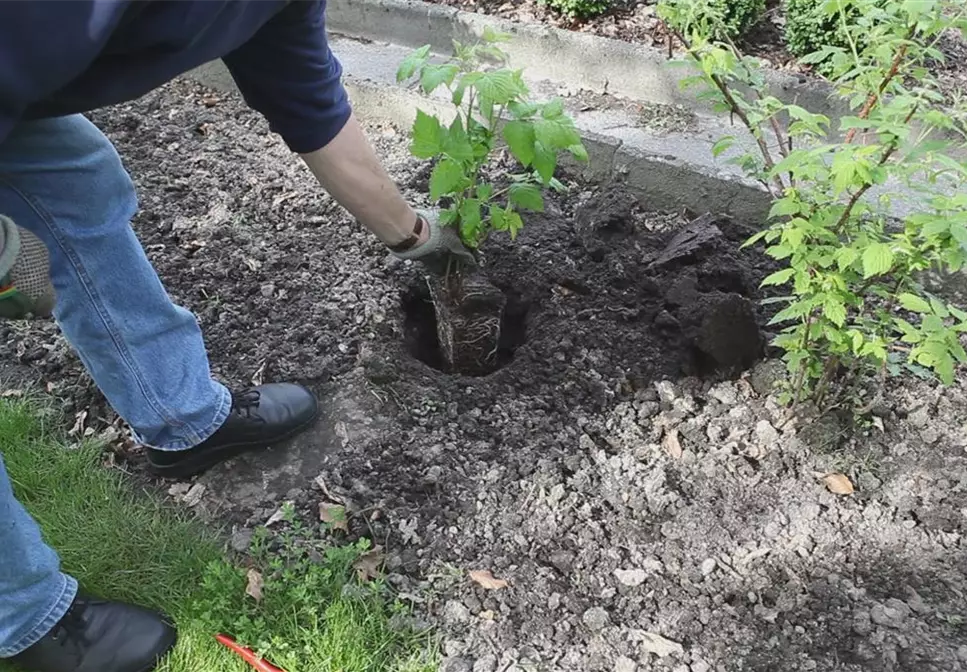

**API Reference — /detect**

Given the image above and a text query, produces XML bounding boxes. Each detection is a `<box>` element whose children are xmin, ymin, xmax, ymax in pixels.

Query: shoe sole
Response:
<box><xmin>147</xmin><ymin>405</ymin><xmax>320</xmax><ymax>480</ymax></box>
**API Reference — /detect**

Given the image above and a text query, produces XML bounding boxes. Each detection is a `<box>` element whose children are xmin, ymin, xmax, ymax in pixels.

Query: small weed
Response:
<box><xmin>195</xmin><ymin>515</ymin><xmax>435</xmax><ymax>672</ymax></box>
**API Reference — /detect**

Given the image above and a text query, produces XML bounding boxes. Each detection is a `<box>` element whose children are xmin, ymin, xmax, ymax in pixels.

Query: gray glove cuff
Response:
<box><xmin>0</xmin><ymin>215</ymin><xmax>21</xmax><ymax>279</ymax></box>
<box><xmin>392</xmin><ymin>210</ymin><xmax>441</xmax><ymax>261</ymax></box>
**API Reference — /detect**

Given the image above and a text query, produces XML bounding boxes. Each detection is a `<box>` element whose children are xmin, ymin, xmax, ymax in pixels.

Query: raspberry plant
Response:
<box><xmin>659</xmin><ymin>0</ymin><xmax>967</xmax><ymax>407</ymax></box>
<box><xmin>397</xmin><ymin>29</ymin><xmax>588</xmax><ymax>250</ymax></box>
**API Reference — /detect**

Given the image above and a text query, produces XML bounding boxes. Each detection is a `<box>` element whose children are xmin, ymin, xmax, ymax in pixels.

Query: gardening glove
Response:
<box><xmin>0</xmin><ymin>215</ymin><xmax>55</xmax><ymax>319</ymax></box>
<box><xmin>391</xmin><ymin>209</ymin><xmax>477</xmax><ymax>271</ymax></box>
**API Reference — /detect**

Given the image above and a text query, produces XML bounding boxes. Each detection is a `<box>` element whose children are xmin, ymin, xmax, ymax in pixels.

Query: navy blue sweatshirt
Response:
<box><xmin>0</xmin><ymin>0</ymin><xmax>351</xmax><ymax>153</ymax></box>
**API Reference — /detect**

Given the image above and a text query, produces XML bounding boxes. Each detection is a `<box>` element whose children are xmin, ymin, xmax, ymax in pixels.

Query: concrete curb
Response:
<box><xmin>188</xmin><ymin>60</ymin><xmax>771</xmax><ymax>222</ymax></box>
<box><xmin>326</xmin><ymin>0</ymin><xmax>845</xmax><ymax>121</ymax></box>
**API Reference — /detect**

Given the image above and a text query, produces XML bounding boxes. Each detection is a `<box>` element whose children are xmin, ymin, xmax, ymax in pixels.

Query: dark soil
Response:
<box><xmin>425</xmin><ymin>0</ymin><xmax>967</xmax><ymax>95</ymax></box>
<box><xmin>2</xmin><ymin>78</ymin><xmax>966</xmax><ymax>672</ymax></box>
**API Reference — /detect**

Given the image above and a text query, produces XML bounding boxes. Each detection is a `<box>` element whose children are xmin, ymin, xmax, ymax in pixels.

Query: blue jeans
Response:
<box><xmin>0</xmin><ymin>115</ymin><xmax>232</xmax><ymax>656</ymax></box>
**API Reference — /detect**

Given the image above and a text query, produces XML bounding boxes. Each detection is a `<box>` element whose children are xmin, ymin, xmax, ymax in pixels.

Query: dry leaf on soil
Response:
<box><xmin>353</xmin><ymin>547</ymin><xmax>385</xmax><ymax>582</ymax></box>
<box><xmin>265</xmin><ymin>502</ymin><xmax>293</xmax><ymax>527</ymax></box>
<box><xmin>319</xmin><ymin>503</ymin><xmax>349</xmax><ymax>532</ymax></box>
<box><xmin>662</xmin><ymin>428</ymin><xmax>683</xmax><ymax>459</ymax></box>
<box><xmin>245</xmin><ymin>568</ymin><xmax>264</xmax><ymax>603</ymax></box>
<box><xmin>823</xmin><ymin>473</ymin><xmax>855</xmax><ymax>495</ymax></box>
<box><xmin>182</xmin><ymin>483</ymin><xmax>206</xmax><ymax>507</ymax></box>
<box><xmin>634</xmin><ymin>631</ymin><xmax>684</xmax><ymax>658</ymax></box>
<box><xmin>469</xmin><ymin>570</ymin><xmax>509</xmax><ymax>590</ymax></box>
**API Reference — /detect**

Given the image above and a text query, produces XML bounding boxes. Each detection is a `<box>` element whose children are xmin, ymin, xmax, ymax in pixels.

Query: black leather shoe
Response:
<box><xmin>10</xmin><ymin>595</ymin><xmax>176</xmax><ymax>672</ymax></box>
<box><xmin>146</xmin><ymin>383</ymin><xmax>318</xmax><ymax>479</ymax></box>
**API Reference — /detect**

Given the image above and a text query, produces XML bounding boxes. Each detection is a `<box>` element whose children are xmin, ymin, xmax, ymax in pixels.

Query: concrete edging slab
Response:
<box><xmin>325</xmin><ymin>0</ymin><xmax>844</xmax><ymax>121</ymax></box>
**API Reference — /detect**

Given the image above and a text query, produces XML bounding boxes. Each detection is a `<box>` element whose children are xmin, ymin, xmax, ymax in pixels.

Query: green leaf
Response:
<box><xmin>711</xmin><ymin>136</ymin><xmax>734</xmax><ymax>158</ymax></box>
<box><xmin>459</xmin><ymin>199</ymin><xmax>483</xmax><ymax>247</ymax></box>
<box><xmin>898</xmin><ymin>293</ymin><xmax>931</xmax><ymax>314</ymax></box>
<box><xmin>930</xmin><ymin>297</ymin><xmax>950</xmax><ymax>319</ymax></box>
<box><xmin>438</xmin><ymin>206</ymin><xmax>458</xmax><ymax>227</ymax></box>
<box><xmin>541</xmin><ymin>99</ymin><xmax>565</xmax><ymax>119</ymax></box>
<box><xmin>568</xmin><ymin>143</ymin><xmax>589</xmax><ymax>163</ymax></box>
<box><xmin>506</xmin><ymin>210</ymin><xmax>524</xmax><ymax>239</ymax></box>
<box><xmin>862</xmin><ymin>242</ymin><xmax>894</xmax><ymax>278</ymax></box>
<box><xmin>443</xmin><ymin>116</ymin><xmax>473</xmax><ymax>162</ymax></box>
<box><xmin>508</xmin><ymin>101</ymin><xmax>541</xmax><ymax>119</ymax></box>
<box><xmin>835</xmin><ymin>247</ymin><xmax>859</xmax><ymax>271</ymax></box>
<box><xmin>397</xmin><ymin>45</ymin><xmax>432</xmax><ymax>82</ymax></box>
<box><xmin>481</xmin><ymin>25</ymin><xmax>512</xmax><ymax>44</ymax></box>
<box><xmin>533</xmin><ymin>142</ymin><xmax>556</xmax><ymax>184</ymax></box>
<box><xmin>411</xmin><ymin>109</ymin><xmax>444</xmax><ymax>158</ymax></box>
<box><xmin>894</xmin><ymin>318</ymin><xmax>921</xmax><ymax>344</ymax></box>
<box><xmin>429</xmin><ymin>158</ymin><xmax>466</xmax><ymax>201</ymax></box>
<box><xmin>741</xmin><ymin>229</ymin><xmax>770</xmax><ymax>249</ymax></box>
<box><xmin>476</xmin><ymin>183</ymin><xmax>494</xmax><ymax>202</ymax></box>
<box><xmin>769</xmin><ymin>197</ymin><xmax>802</xmax><ymax>219</ymax></box>
<box><xmin>503</xmin><ymin>121</ymin><xmax>536</xmax><ymax>167</ymax></box>
<box><xmin>760</xmin><ymin>268</ymin><xmax>795</xmax><ymax>287</ymax></box>
<box><xmin>508</xmin><ymin>183</ymin><xmax>544</xmax><ymax>212</ymax></box>
<box><xmin>823</xmin><ymin>298</ymin><xmax>847</xmax><ymax>328</ymax></box>
<box><xmin>534</xmin><ymin>118</ymin><xmax>581</xmax><ymax>151</ymax></box>
<box><xmin>921</xmin><ymin>218</ymin><xmax>950</xmax><ymax>237</ymax></box>
<box><xmin>478</xmin><ymin>94</ymin><xmax>495</xmax><ymax>121</ymax></box>
<box><xmin>769</xmin><ymin>300</ymin><xmax>812</xmax><ymax>325</ymax></box>
<box><xmin>452</xmin><ymin>82</ymin><xmax>467</xmax><ymax>107</ymax></box>
<box><xmin>475</xmin><ymin>70</ymin><xmax>521</xmax><ymax>105</ymax></box>
<box><xmin>420</xmin><ymin>63</ymin><xmax>460</xmax><ymax>94</ymax></box>
<box><xmin>491</xmin><ymin>205</ymin><xmax>507</xmax><ymax>232</ymax></box>
<box><xmin>952</xmin><ymin>223</ymin><xmax>967</xmax><ymax>249</ymax></box>
<box><xmin>766</xmin><ymin>244</ymin><xmax>793</xmax><ymax>260</ymax></box>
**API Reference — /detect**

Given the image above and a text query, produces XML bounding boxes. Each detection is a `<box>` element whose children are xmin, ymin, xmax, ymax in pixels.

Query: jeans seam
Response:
<box><xmin>0</xmin><ymin>573</ymin><xmax>77</xmax><ymax>658</ymax></box>
<box><xmin>0</xmin><ymin>172</ymin><xmax>193</xmax><ymax>437</ymax></box>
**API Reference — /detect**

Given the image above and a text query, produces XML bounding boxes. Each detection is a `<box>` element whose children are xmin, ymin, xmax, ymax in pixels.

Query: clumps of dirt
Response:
<box><xmin>2</xmin><ymin>78</ymin><xmax>965</xmax><ymax>672</ymax></box>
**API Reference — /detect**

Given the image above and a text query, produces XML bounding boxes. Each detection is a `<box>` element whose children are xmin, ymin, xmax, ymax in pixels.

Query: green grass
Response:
<box><xmin>0</xmin><ymin>399</ymin><xmax>435</xmax><ymax>672</ymax></box>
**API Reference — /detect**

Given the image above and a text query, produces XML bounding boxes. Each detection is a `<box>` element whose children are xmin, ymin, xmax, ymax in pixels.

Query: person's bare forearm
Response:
<box><xmin>300</xmin><ymin>113</ymin><xmax>427</xmax><ymax>247</ymax></box>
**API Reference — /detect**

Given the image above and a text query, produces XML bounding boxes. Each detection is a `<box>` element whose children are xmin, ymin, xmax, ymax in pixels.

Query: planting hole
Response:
<box><xmin>401</xmin><ymin>282</ymin><xmax>529</xmax><ymax>376</ymax></box>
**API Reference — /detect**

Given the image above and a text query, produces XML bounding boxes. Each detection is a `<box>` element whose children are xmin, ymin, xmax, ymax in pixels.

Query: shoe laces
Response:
<box><xmin>231</xmin><ymin>389</ymin><xmax>263</xmax><ymax>422</ymax></box>
<box><xmin>50</xmin><ymin>599</ymin><xmax>98</xmax><ymax>650</ymax></box>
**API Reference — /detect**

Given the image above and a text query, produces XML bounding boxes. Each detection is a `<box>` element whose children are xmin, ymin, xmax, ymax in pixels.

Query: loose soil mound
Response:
<box><xmin>1</xmin><ymin>79</ymin><xmax>965</xmax><ymax>671</ymax></box>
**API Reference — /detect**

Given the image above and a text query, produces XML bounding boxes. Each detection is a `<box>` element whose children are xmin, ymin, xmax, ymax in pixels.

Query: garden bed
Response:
<box><xmin>424</xmin><ymin>0</ymin><xmax>967</xmax><ymax>96</ymax></box>
<box><xmin>1</xmin><ymin>79</ymin><xmax>966</xmax><ymax>671</ymax></box>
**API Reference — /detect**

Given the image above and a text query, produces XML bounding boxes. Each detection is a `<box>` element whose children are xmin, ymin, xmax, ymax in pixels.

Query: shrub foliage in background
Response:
<box><xmin>662</xmin><ymin>0</ymin><xmax>767</xmax><ymax>39</ymax></box>
<box><xmin>783</xmin><ymin>0</ymin><xmax>881</xmax><ymax>72</ymax></box>
<box><xmin>659</xmin><ymin>0</ymin><xmax>967</xmax><ymax>408</ymax></box>
<box><xmin>539</xmin><ymin>0</ymin><xmax>611</xmax><ymax>20</ymax></box>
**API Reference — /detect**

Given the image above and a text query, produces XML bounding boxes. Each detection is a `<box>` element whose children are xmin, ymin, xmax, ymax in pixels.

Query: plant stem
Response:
<box><xmin>833</xmin><ymin>105</ymin><xmax>918</xmax><ymax>233</ymax></box>
<box><xmin>669</xmin><ymin>26</ymin><xmax>786</xmax><ymax>197</ymax></box>
<box><xmin>722</xmin><ymin>33</ymin><xmax>791</xmax><ymax>166</ymax></box>
<box><xmin>844</xmin><ymin>43</ymin><xmax>910</xmax><ymax>144</ymax></box>
<box><xmin>792</xmin><ymin>311</ymin><xmax>816</xmax><ymax>406</ymax></box>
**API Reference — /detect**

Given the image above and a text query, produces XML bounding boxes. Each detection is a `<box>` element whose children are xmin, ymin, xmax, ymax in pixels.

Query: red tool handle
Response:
<box><xmin>215</xmin><ymin>634</ymin><xmax>287</xmax><ymax>672</ymax></box>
